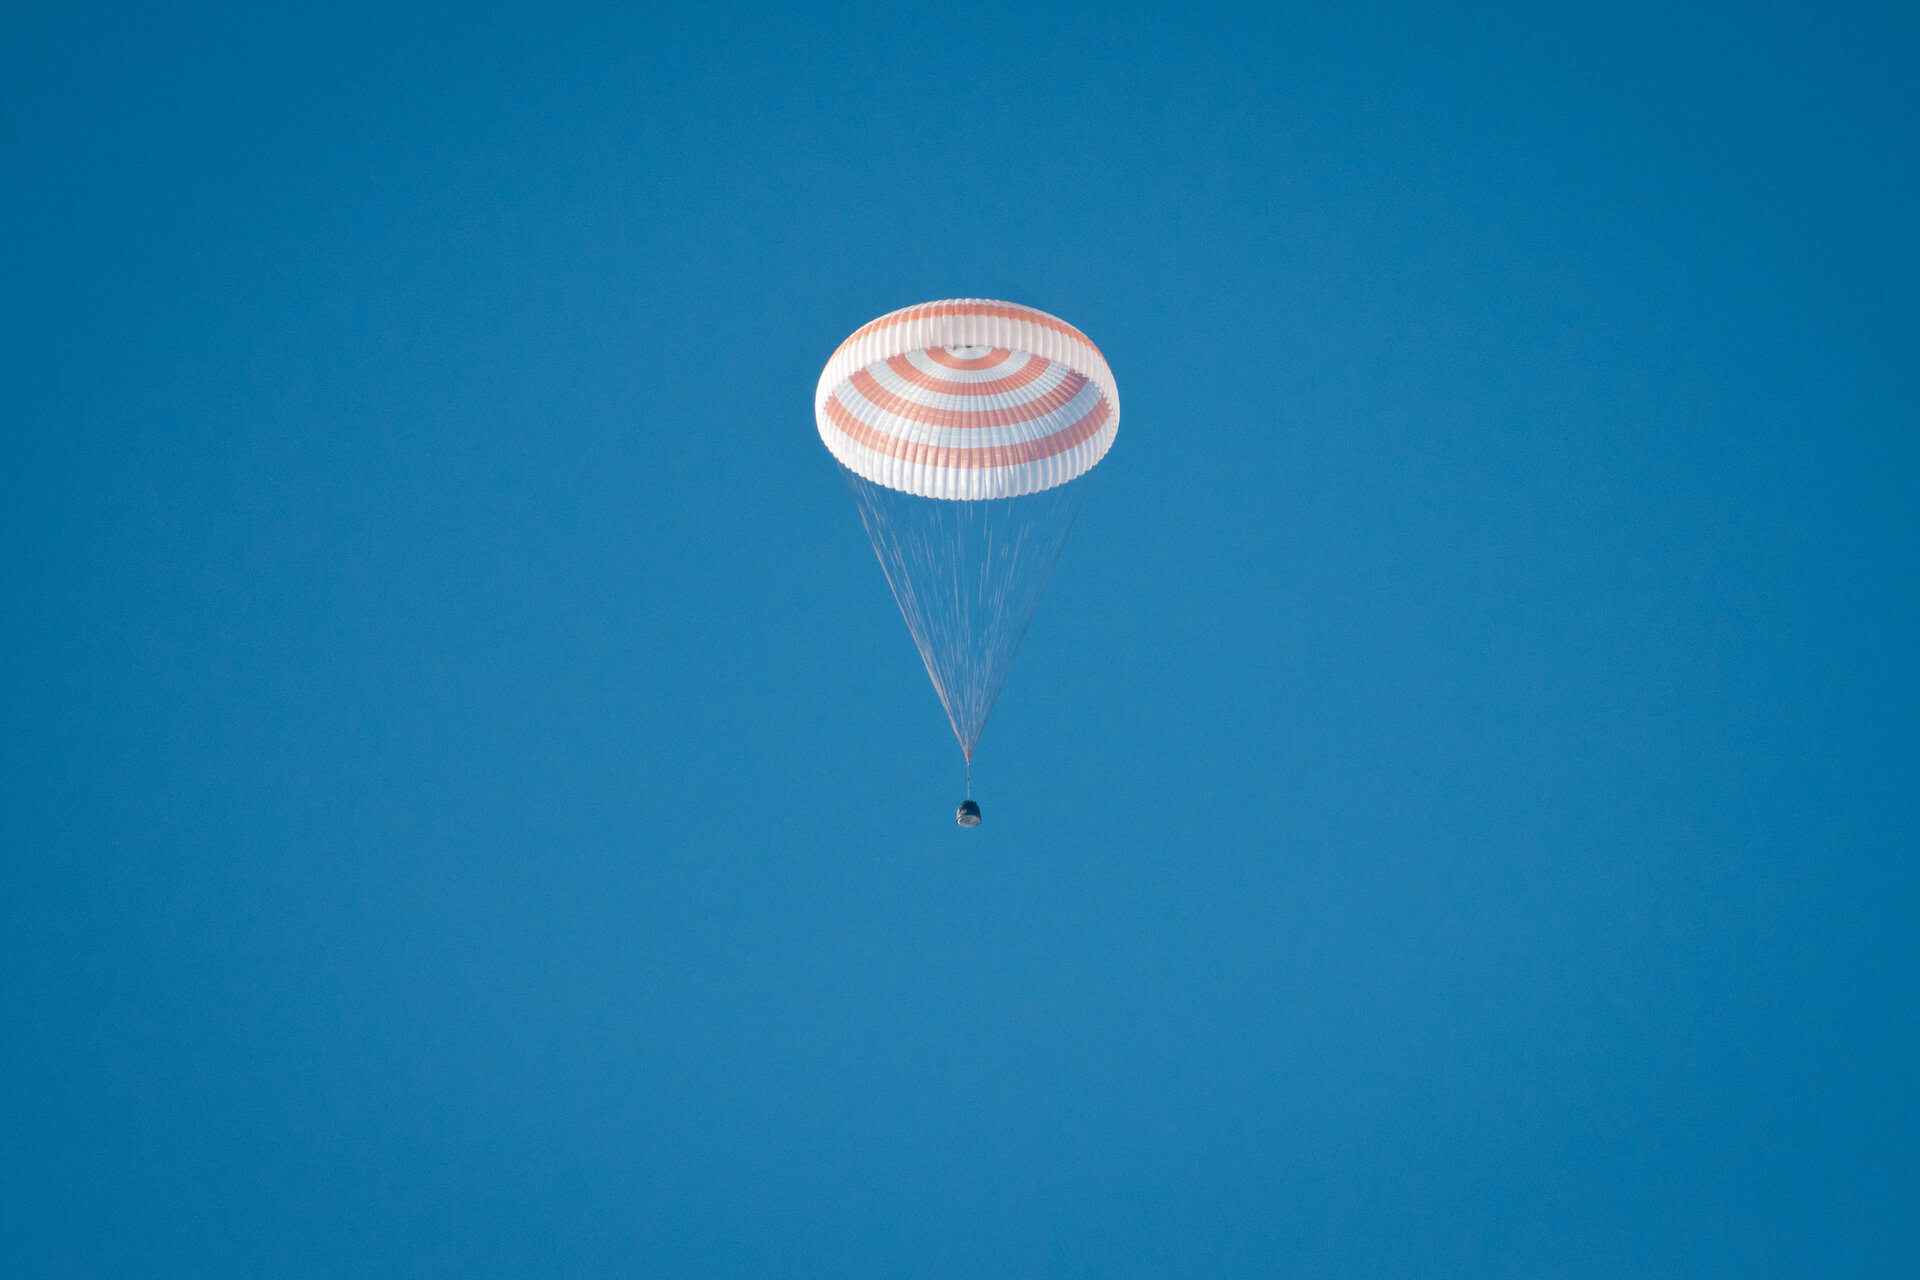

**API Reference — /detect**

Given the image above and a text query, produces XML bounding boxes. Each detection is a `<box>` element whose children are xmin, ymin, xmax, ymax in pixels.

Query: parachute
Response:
<box><xmin>817</xmin><ymin>300</ymin><xmax>1120</xmax><ymax>817</ymax></box>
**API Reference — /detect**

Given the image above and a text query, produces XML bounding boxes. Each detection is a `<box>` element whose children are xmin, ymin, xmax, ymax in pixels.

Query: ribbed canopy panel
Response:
<box><xmin>817</xmin><ymin>300</ymin><xmax>1119</xmax><ymax>500</ymax></box>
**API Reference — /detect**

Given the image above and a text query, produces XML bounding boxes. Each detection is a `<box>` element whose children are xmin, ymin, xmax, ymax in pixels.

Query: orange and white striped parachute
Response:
<box><xmin>816</xmin><ymin>299</ymin><xmax>1120</xmax><ymax>500</ymax></box>
<box><xmin>820</xmin><ymin>301</ymin><xmax>1119</xmax><ymax>802</ymax></box>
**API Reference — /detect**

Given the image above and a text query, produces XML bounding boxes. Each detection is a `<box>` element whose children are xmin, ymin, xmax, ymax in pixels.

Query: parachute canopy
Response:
<box><xmin>821</xmin><ymin>300</ymin><xmax>1118</xmax><ymax>766</ymax></box>
<box><xmin>816</xmin><ymin>299</ymin><xmax>1120</xmax><ymax>501</ymax></box>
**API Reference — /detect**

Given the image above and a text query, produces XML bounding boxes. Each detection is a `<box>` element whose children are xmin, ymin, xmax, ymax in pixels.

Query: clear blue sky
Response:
<box><xmin>4</xmin><ymin>3</ymin><xmax>1914</xmax><ymax>1276</ymax></box>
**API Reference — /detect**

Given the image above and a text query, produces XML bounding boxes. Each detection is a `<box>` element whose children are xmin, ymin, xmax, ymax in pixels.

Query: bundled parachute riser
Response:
<box><xmin>840</xmin><ymin>464</ymin><xmax>1090</xmax><ymax>762</ymax></box>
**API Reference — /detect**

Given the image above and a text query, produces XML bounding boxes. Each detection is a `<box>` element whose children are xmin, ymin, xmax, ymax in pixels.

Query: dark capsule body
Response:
<box><xmin>956</xmin><ymin>799</ymin><xmax>982</xmax><ymax>827</ymax></box>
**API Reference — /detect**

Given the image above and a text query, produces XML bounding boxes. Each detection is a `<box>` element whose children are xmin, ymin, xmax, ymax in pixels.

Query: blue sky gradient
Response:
<box><xmin>4</xmin><ymin>4</ymin><xmax>1915</xmax><ymax>1275</ymax></box>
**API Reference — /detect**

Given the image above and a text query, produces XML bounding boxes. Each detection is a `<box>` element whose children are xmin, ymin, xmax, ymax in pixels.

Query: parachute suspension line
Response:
<box><xmin>966</xmin><ymin>756</ymin><xmax>972</xmax><ymax>800</ymax></box>
<box><xmin>840</xmin><ymin>464</ymin><xmax>1090</xmax><ymax>764</ymax></box>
